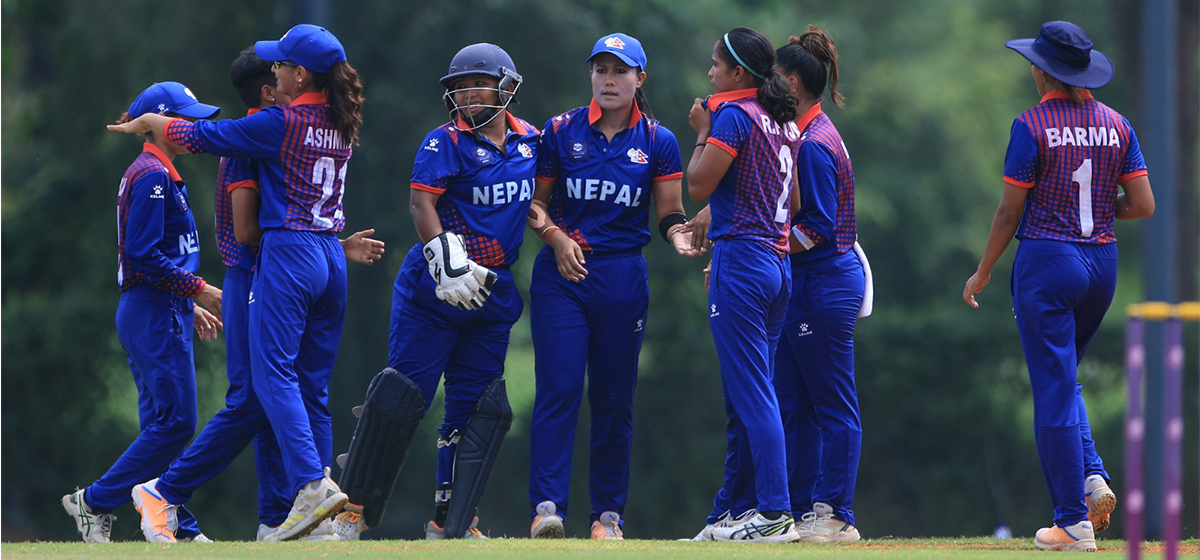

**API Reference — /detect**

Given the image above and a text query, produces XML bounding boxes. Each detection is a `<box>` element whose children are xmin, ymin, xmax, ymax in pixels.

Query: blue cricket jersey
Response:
<box><xmin>790</xmin><ymin>103</ymin><xmax>856</xmax><ymax>264</ymax></box>
<box><xmin>166</xmin><ymin>92</ymin><xmax>350</xmax><ymax>234</ymax></box>
<box><xmin>536</xmin><ymin>100</ymin><xmax>683</xmax><ymax>252</ymax></box>
<box><xmin>410</xmin><ymin>113</ymin><xmax>540</xmax><ymax>267</ymax></box>
<box><xmin>117</xmin><ymin>143</ymin><xmax>204</xmax><ymax>296</ymax></box>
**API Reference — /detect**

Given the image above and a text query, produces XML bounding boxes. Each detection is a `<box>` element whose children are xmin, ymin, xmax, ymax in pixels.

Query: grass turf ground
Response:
<box><xmin>3</xmin><ymin>538</ymin><xmax>1198</xmax><ymax>559</ymax></box>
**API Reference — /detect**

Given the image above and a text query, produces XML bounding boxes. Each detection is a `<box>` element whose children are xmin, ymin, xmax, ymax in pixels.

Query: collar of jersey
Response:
<box><xmin>705</xmin><ymin>88</ymin><xmax>757</xmax><ymax>112</ymax></box>
<box><xmin>290</xmin><ymin>92</ymin><xmax>328</xmax><ymax>106</ymax></box>
<box><xmin>143</xmin><ymin>142</ymin><xmax>182</xmax><ymax>182</ymax></box>
<box><xmin>247</xmin><ymin>108</ymin><xmax>260</xmax><ymax>116</ymax></box>
<box><xmin>455</xmin><ymin>112</ymin><xmax>530</xmax><ymax>137</ymax></box>
<box><xmin>587</xmin><ymin>98</ymin><xmax>643</xmax><ymax>128</ymax></box>
<box><xmin>1040</xmin><ymin>89</ymin><xmax>1093</xmax><ymax>103</ymax></box>
<box><xmin>795</xmin><ymin>102</ymin><xmax>822</xmax><ymax>133</ymax></box>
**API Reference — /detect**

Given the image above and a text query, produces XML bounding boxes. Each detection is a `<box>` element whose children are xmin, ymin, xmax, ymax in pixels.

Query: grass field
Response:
<box><xmin>3</xmin><ymin>538</ymin><xmax>1197</xmax><ymax>559</ymax></box>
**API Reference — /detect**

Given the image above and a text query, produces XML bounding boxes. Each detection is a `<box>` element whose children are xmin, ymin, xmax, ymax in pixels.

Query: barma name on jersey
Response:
<box><xmin>1044</xmin><ymin>126</ymin><xmax>1120</xmax><ymax>148</ymax></box>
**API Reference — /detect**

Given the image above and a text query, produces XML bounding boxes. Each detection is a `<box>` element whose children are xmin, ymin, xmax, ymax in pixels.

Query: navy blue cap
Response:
<box><xmin>255</xmin><ymin>24</ymin><xmax>347</xmax><ymax>74</ymax></box>
<box><xmin>588</xmin><ymin>33</ymin><xmax>647</xmax><ymax>70</ymax></box>
<box><xmin>128</xmin><ymin>82</ymin><xmax>220</xmax><ymax>119</ymax></box>
<box><xmin>1006</xmin><ymin>21</ymin><xmax>1114</xmax><ymax>89</ymax></box>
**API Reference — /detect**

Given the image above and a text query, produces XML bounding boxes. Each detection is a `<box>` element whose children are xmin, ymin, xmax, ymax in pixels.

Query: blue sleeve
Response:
<box><xmin>125</xmin><ymin>172</ymin><xmax>202</xmax><ymax>296</ymax></box>
<box><xmin>411</xmin><ymin>128</ymin><xmax>461</xmax><ymax>193</ymax></box>
<box><xmin>708</xmin><ymin>106</ymin><xmax>752</xmax><ymax>156</ymax></box>
<box><xmin>1120</xmin><ymin>118</ymin><xmax>1148</xmax><ymax>179</ymax></box>
<box><xmin>192</xmin><ymin>110</ymin><xmax>286</xmax><ymax>159</ymax></box>
<box><xmin>222</xmin><ymin>156</ymin><xmax>258</xmax><ymax>191</ymax></box>
<box><xmin>1002</xmin><ymin>118</ymin><xmax>1038</xmax><ymax>187</ymax></box>
<box><xmin>536</xmin><ymin>117</ymin><xmax>562</xmax><ymax>181</ymax></box>
<box><xmin>791</xmin><ymin>140</ymin><xmax>838</xmax><ymax>247</ymax></box>
<box><xmin>651</xmin><ymin>123</ymin><xmax>683</xmax><ymax>180</ymax></box>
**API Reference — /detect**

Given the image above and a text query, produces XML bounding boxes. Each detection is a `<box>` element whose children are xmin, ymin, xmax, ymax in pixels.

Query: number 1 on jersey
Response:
<box><xmin>1071</xmin><ymin>158</ymin><xmax>1093</xmax><ymax>238</ymax></box>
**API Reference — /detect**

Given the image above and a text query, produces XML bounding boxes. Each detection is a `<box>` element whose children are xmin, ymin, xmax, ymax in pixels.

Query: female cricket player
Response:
<box><xmin>963</xmin><ymin>20</ymin><xmax>1154</xmax><ymax>552</ymax></box>
<box><xmin>124</xmin><ymin>47</ymin><xmax>382</xmax><ymax>544</ymax></box>
<box><xmin>686</xmin><ymin>26</ymin><xmax>802</xmax><ymax>543</ymax></box>
<box><xmin>369</xmin><ymin>42</ymin><xmax>537</xmax><ymax>540</ymax></box>
<box><xmin>62</xmin><ymin>81</ymin><xmax>222</xmax><ymax>543</ymax></box>
<box><xmin>773</xmin><ymin>26</ymin><xmax>866</xmax><ymax>543</ymax></box>
<box><xmin>109</xmin><ymin>23</ymin><xmax>365</xmax><ymax>541</ymax></box>
<box><xmin>525</xmin><ymin>32</ymin><xmax>698</xmax><ymax>540</ymax></box>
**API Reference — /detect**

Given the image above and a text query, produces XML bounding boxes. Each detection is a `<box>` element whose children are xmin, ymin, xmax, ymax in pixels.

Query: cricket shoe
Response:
<box><xmin>177</xmin><ymin>533</ymin><xmax>212</xmax><ymax>542</ymax></box>
<box><xmin>131</xmin><ymin>479</ymin><xmax>178</xmax><ymax>543</ymax></box>
<box><xmin>590</xmin><ymin>511</ymin><xmax>623</xmax><ymax>540</ymax></box>
<box><xmin>257</xmin><ymin>518</ymin><xmax>340</xmax><ymax>542</ymax></box>
<box><xmin>263</xmin><ymin>469</ymin><xmax>348</xmax><ymax>541</ymax></box>
<box><xmin>1084</xmin><ymin>475</ymin><xmax>1116</xmax><ymax>535</ymax></box>
<box><xmin>679</xmin><ymin>509</ymin><xmax>749</xmax><ymax>541</ymax></box>
<box><xmin>531</xmin><ymin>501</ymin><xmax>565</xmax><ymax>538</ymax></box>
<box><xmin>330</xmin><ymin>509</ymin><xmax>365</xmax><ymax>541</ymax></box>
<box><xmin>711</xmin><ymin>511</ymin><xmax>800</xmax><ymax>543</ymax></box>
<box><xmin>61</xmin><ymin>488</ymin><xmax>114</xmax><ymax>543</ymax></box>
<box><xmin>1035</xmin><ymin>520</ymin><xmax>1096</xmax><ymax>551</ymax></box>
<box><xmin>795</xmin><ymin>502</ymin><xmax>861</xmax><ymax>542</ymax></box>
<box><xmin>426</xmin><ymin>516</ymin><xmax>488</xmax><ymax>539</ymax></box>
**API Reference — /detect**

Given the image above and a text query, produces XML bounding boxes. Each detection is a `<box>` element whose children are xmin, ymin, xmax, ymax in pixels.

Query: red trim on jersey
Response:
<box><xmin>705</xmin><ymin>89</ymin><xmax>756</xmax><ymax>112</ymax></box>
<box><xmin>410</xmin><ymin>182</ymin><xmax>446</xmax><ymax>194</ymax></box>
<box><xmin>143</xmin><ymin>143</ymin><xmax>183</xmax><ymax>182</ymax></box>
<box><xmin>795</xmin><ymin>102</ymin><xmax>823</xmax><ymax>133</ymax></box>
<box><xmin>290</xmin><ymin>92</ymin><xmax>328</xmax><ymax>106</ymax></box>
<box><xmin>1039</xmin><ymin>89</ymin><xmax>1094</xmax><ymax>103</ymax></box>
<box><xmin>1119</xmin><ymin>169</ymin><xmax>1149</xmax><ymax>183</ymax></box>
<box><xmin>652</xmin><ymin>171</ymin><xmax>684</xmax><ymax>183</ymax></box>
<box><xmin>226</xmin><ymin>179</ymin><xmax>259</xmax><ymax>193</ymax></box>
<box><xmin>247</xmin><ymin>108</ymin><xmax>260</xmax><ymax>116</ymax></box>
<box><xmin>189</xmin><ymin>279</ymin><xmax>207</xmax><ymax>298</ymax></box>
<box><xmin>587</xmin><ymin>98</ymin><xmax>644</xmax><ymax>128</ymax></box>
<box><xmin>1003</xmin><ymin>175</ymin><xmax>1035</xmax><ymax>188</ymax></box>
<box><xmin>707</xmin><ymin>137</ymin><xmax>737</xmax><ymax>157</ymax></box>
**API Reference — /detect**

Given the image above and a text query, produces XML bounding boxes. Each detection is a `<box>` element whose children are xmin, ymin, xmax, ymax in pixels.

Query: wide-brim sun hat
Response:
<box><xmin>587</xmin><ymin>33</ymin><xmax>647</xmax><ymax>70</ymax></box>
<box><xmin>1006</xmin><ymin>20</ymin><xmax>1114</xmax><ymax>89</ymax></box>
<box><xmin>255</xmin><ymin>23</ymin><xmax>347</xmax><ymax>74</ymax></box>
<box><xmin>128</xmin><ymin>82</ymin><xmax>220</xmax><ymax>119</ymax></box>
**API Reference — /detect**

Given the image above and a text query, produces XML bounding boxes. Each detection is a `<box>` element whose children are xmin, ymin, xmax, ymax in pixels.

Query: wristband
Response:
<box><xmin>543</xmin><ymin>226</ymin><xmax>561</xmax><ymax>241</ymax></box>
<box><xmin>695</xmin><ymin>142</ymin><xmax>707</xmax><ymax>148</ymax></box>
<box><xmin>659</xmin><ymin>212</ymin><xmax>688</xmax><ymax>243</ymax></box>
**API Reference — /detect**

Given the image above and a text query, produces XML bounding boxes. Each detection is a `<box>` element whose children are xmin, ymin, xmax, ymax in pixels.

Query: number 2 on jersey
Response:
<box><xmin>1071</xmin><ymin>158</ymin><xmax>1093</xmax><ymax>238</ymax></box>
<box><xmin>311</xmin><ymin>157</ymin><xmax>346</xmax><ymax>228</ymax></box>
<box><xmin>775</xmin><ymin>145</ymin><xmax>794</xmax><ymax>224</ymax></box>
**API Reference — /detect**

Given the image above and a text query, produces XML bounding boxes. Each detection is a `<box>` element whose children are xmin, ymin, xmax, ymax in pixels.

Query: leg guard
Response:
<box><xmin>337</xmin><ymin>368</ymin><xmax>426</xmax><ymax>529</ymax></box>
<box><xmin>443</xmin><ymin>377</ymin><xmax>514</xmax><ymax>539</ymax></box>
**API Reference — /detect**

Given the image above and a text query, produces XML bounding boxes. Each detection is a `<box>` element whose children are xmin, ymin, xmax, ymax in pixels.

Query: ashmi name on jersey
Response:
<box><xmin>566</xmin><ymin>178</ymin><xmax>644</xmax><ymax>208</ymax></box>
<box><xmin>304</xmin><ymin>126</ymin><xmax>350</xmax><ymax>150</ymax></box>
<box><xmin>473</xmin><ymin>179</ymin><xmax>534</xmax><ymax>205</ymax></box>
<box><xmin>1044</xmin><ymin>126</ymin><xmax>1121</xmax><ymax>149</ymax></box>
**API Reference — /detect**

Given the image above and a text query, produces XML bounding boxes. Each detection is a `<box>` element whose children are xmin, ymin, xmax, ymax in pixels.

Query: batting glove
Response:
<box><xmin>423</xmin><ymin>232</ymin><xmax>495</xmax><ymax>310</ymax></box>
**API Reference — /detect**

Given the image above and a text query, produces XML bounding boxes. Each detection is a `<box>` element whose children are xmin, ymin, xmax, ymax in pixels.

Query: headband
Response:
<box><xmin>724</xmin><ymin>33</ymin><xmax>766</xmax><ymax>80</ymax></box>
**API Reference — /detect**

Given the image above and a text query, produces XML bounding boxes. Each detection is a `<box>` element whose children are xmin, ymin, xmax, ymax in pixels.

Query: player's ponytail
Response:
<box><xmin>777</xmin><ymin>25</ymin><xmax>844</xmax><ymax>107</ymax></box>
<box><xmin>717</xmin><ymin>27</ymin><xmax>796</xmax><ymax>125</ymax></box>
<box><xmin>313</xmin><ymin>61</ymin><xmax>365</xmax><ymax>146</ymax></box>
<box><xmin>634</xmin><ymin>86</ymin><xmax>654</xmax><ymax>120</ymax></box>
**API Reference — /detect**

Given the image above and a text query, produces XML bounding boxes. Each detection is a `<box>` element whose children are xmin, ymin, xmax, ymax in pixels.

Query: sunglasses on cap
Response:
<box><xmin>272</xmin><ymin>60</ymin><xmax>298</xmax><ymax>71</ymax></box>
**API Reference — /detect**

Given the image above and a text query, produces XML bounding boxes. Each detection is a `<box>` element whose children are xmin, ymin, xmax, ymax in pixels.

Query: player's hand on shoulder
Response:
<box><xmin>193</xmin><ymin>305</ymin><xmax>223</xmax><ymax>342</ymax></box>
<box><xmin>548</xmin><ymin>231</ymin><xmax>587</xmax><ymax>283</ymax></box>
<box><xmin>424</xmin><ymin>232</ymin><xmax>493</xmax><ymax>310</ymax></box>
<box><xmin>342</xmin><ymin>228</ymin><xmax>386</xmax><ymax>265</ymax></box>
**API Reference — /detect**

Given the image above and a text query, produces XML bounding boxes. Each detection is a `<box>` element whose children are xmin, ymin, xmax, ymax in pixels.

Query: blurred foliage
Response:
<box><xmin>2</xmin><ymin>0</ymin><xmax>1195</xmax><ymax>543</ymax></box>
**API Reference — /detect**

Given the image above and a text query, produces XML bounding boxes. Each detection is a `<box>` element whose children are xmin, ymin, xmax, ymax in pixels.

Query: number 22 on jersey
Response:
<box><xmin>311</xmin><ymin>156</ymin><xmax>346</xmax><ymax>228</ymax></box>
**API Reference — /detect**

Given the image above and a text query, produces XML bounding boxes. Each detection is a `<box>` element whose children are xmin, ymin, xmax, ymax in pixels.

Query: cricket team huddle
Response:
<box><xmin>63</xmin><ymin>17</ymin><xmax>1154</xmax><ymax>551</ymax></box>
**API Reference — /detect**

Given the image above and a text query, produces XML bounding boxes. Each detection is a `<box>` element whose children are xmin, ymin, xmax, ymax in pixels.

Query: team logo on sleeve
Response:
<box><xmin>626</xmin><ymin>147</ymin><xmax>648</xmax><ymax>164</ymax></box>
<box><xmin>604</xmin><ymin>36</ymin><xmax>626</xmax><ymax>49</ymax></box>
<box><xmin>517</xmin><ymin>143</ymin><xmax>533</xmax><ymax>158</ymax></box>
<box><xmin>150</xmin><ymin>185</ymin><xmax>165</xmax><ymax>199</ymax></box>
<box><xmin>424</xmin><ymin>138</ymin><xmax>440</xmax><ymax>152</ymax></box>
<box><xmin>570</xmin><ymin>141</ymin><xmax>588</xmax><ymax>161</ymax></box>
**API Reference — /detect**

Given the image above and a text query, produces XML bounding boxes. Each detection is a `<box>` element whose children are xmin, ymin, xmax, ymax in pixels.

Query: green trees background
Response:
<box><xmin>2</xmin><ymin>0</ymin><xmax>1195</xmax><ymax>542</ymax></box>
